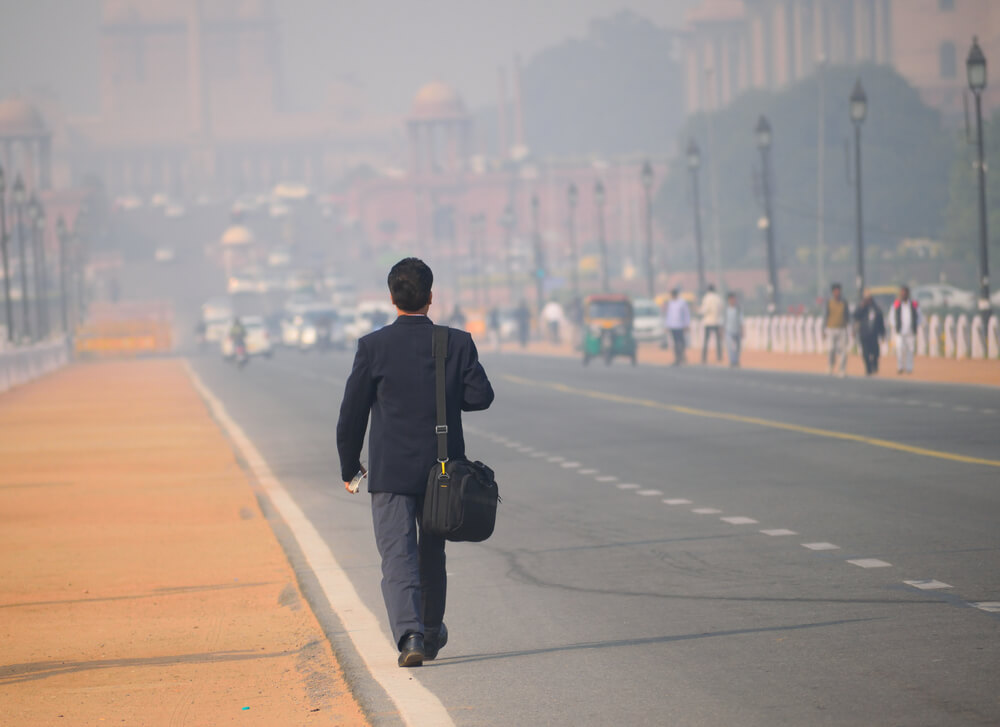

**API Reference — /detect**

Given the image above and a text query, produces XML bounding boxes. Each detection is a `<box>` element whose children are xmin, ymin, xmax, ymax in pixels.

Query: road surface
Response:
<box><xmin>190</xmin><ymin>348</ymin><xmax>1000</xmax><ymax>726</ymax></box>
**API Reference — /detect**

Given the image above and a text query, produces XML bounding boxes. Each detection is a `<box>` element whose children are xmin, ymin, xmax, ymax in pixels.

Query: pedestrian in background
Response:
<box><xmin>542</xmin><ymin>298</ymin><xmax>563</xmax><ymax>343</ymax></box>
<box><xmin>337</xmin><ymin>257</ymin><xmax>494</xmax><ymax>667</ymax></box>
<box><xmin>892</xmin><ymin>285</ymin><xmax>920</xmax><ymax>374</ymax></box>
<box><xmin>664</xmin><ymin>288</ymin><xmax>690</xmax><ymax>366</ymax></box>
<box><xmin>853</xmin><ymin>291</ymin><xmax>885</xmax><ymax>376</ymax></box>
<box><xmin>823</xmin><ymin>283</ymin><xmax>849</xmax><ymax>377</ymax></box>
<box><xmin>487</xmin><ymin>306</ymin><xmax>501</xmax><ymax>352</ymax></box>
<box><xmin>724</xmin><ymin>291</ymin><xmax>743</xmax><ymax>368</ymax></box>
<box><xmin>447</xmin><ymin>304</ymin><xmax>466</xmax><ymax>330</ymax></box>
<box><xmin>699</xmin><ymin>283</ymin><xmax>724</xmax><ymax>364</ymax></box>
<box><xmin>514</xmin><ymin>300</ymin><xmax>531</xmax><ymax>348</ymax></box>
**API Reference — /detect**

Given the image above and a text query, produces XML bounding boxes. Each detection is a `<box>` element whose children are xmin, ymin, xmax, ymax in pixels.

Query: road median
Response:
<box><xmin>0</xmin><ymin>360</ymin><xmax>369</xmax><ymax>726</ymax></box>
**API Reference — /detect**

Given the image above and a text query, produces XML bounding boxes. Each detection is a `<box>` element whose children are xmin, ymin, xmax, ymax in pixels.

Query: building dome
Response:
<box><xmin>220</xmin><ymin>224</ymin><xmax>254</xmax><ymax>246</ymax></box>
<box><xmin>0</xmin><ymin>98</ymin><xmax>48</xmax><ymax>137</ymax></box>
<box><xmin>410</xmin><ymin>82</ymin><xmax>467</xmax><ymax>120</ymax></box>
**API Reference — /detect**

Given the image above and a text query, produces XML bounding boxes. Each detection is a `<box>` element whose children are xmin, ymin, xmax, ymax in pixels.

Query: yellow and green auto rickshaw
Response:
<box><xmin>582</xmin><ymin>294</ymin><xmax>637</xmax><ymax>366</ymax></box>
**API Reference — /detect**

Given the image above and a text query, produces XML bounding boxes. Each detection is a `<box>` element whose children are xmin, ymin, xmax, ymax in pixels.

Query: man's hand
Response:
<box><xmin>344</xmin><ymin>465</ymin><xmax>367</xmax><ymax>493</ymax></box>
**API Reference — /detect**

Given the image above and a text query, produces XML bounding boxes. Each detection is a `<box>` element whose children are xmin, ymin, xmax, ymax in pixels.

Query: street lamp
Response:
<box><xmin>967</xmin><ymin>36</ymin><xmax>991</xmax><ymax>342</ymax></box>
<box><xmin>0</xmin><ymin>164</ymin><xmax>13</xmax><ymax>342</ymax></box>
<box><xmin>755</xmin><ymin>116</ymin><xmax>779</xmax><ymax>314</ymax></box>
<box><xmin>12</xmin><ymin>175</ymin><xmax>30</xmax><ymax>341</ymax></box>
<box><xmin>641</xmin><ymin>160</ymin><xmax>655</xmax><ymax>298</ymax></box>
<box><xmin>56</xmin><ymin>216</ymin><xmax>71</xmax><ymax>334</ymax></box>
<box><xmin>566</xmin><ymin>182</ymin><xmax>580</xmax><ymax>302</ymax></box>
<box><xmin>687</xmin><ymin>140</ymin><xmax>707</xmax><ymax>298</ymax></box>
<box><xmin>531</xmin><ymin>194</ymin><xmax>545</xmax><ymax>313</ymax></box>
<box><xmin>28</xmin><ymin>194</ymin><xmax>49</xmax><ymax>339</ymax></box>
<box><xmin>850</xmin><ymin>78</ymin><xmax>868</xmax><ymax>301</ymax></box>
<box><xmin>499</xmin><ymin>203</ymin><xmax>516</xmax><ymax>302</ymax></box>
<box><xmin>595</xmin><ymin>179</ymin><xmax>609</xmax><ymax>292</ymax></box>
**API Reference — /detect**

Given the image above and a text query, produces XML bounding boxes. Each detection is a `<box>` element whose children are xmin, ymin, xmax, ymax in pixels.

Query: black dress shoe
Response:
<box><xmin>424</xmin><ymin>623</ymin><xmax>448</xmax><ymax>660</ymax></box>
<box><xmin>398</xmin><ymin>633</ymin><xmax>425</xmax><ymax>667</ymax></box>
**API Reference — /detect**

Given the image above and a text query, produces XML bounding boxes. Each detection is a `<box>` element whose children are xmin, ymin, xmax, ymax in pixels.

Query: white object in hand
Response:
<box><xmin>348</xmin><ymin>468</ymin><xmax>367</xmax><ymax>493</ymax></box>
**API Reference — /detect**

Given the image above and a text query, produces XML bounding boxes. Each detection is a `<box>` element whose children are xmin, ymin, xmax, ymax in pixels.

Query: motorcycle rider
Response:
<box><xmin>229</xmin><ymin>317</ymin><xmax>248</xmax><ymax>363</ymax></box>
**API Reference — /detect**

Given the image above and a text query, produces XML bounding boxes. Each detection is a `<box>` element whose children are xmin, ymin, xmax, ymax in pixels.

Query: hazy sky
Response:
<box><xmin>0</xmin><ymin>0</ymin><xmax>693</xmax><ymax>115</ymax></box>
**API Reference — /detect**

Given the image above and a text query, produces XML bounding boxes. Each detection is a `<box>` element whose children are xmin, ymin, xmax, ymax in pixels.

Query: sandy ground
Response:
<box><xmin>500</xmin><ymin>338</ymin><xmax>1000</xmax><ymax>387</ymax></box>
<box><xmin>0</xmin><ymin>360</ymin><xmax>369</xmax><ymax>726</ymax></box>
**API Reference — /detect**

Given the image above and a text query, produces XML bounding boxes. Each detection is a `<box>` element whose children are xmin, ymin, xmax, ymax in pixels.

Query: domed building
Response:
<box><xmin>407</xmin><ymin>82</ymin><xmax>473</xmax><ymax>176</ymax></box>
<box><xmin>0</xmin><ymin>98</ymin><xmax>52</xmax><ymax>191</ymax></box>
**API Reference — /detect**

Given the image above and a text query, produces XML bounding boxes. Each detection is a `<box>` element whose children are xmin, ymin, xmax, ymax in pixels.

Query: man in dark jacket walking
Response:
<box><xmin>337</xmin><ymin>258</ymin><xmax>494</xmax><ymax>667</ymax></box>
<box><xmin>853</xmin><ymin>291</ymin><xmax>886</xmax><ymax>375</ymax></box>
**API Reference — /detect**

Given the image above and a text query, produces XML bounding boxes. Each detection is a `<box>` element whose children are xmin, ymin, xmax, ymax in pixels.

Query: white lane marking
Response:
<box><xmin>760</xmin><ymin>529</ymin><xmax>798</xmax><ymax>536</ymax></box>
<box><xmin>516</xmin><ymin>446</ymin><xmax>534</xmax><ymax>453</ymax></box>
<box><xmin>928</xmin><ymin>402</ymin><xmax>944</xmax><ymax>408</ymax></box>
<box><xmin>847</xmin><ymin>559</ymin><xmax>892</xmax><ymax>568</ymax></box>
<box><xmin>547</xmin><ymin>456</ymin><xmax>566</xmax><ymax>463</ymax></box>
<box><xmin>561</xmin><ymin>461</ymin><xmax>581</xmax><ymax>468</ymax></box>
<box><xmin>802</xmin><ymin>542</ymin><xmax>840</xmax><ymax>551</ymax></box>
<box><xmin>596</xmin><ymin>475</ymin><xmax>618</xmax><ymax>482</ymax></box>
<box><xmin>983</xmin><ymin>409</ymin><xmax>998</xmax><ymax>415</ymax></box>
<box><xmin>904</xmin><ymin>400</ymin><xmax>923</xmax><ymax>406</ymax></box>
<box><xmin>692</xmin><ymin>508</ymin><xmax>722</xmax><ymax>514</ymax></box>
<box><xmin>721</xmin><ymin>516</ymin><xmax>758</xmax><ymax>525</ymax></box>
<box><xmin>953</xmin><ymin>405</ymin><xmax>972</xmax><ymax>412</ymax></box>
<box><xmin>184</xmin><ymin>362</ymin><xmax>455</xmax><ymax>727</ymax></box>
<box><xmin>635</xmin><ymin>489</ymin><xmax>663</xmax><ymax>496</ymax></box>
<box><xmin>578</xmin><ymin>468</ymin><xmax>598</xmax><ymax>475</ymax></box>
<box><xmin>616</xmin><ymin>483</ymin><xmax>640</xmax><ymax>490</ymax></box>
<box><xmin>971</xmin><ymin>602</ymin><xmax>1000</xmax><ymax>613</ymax></box>
<box><xmin>662</xmin><ymin>498</ymin><xmax>692</xmax><ymax>505</ymax></box>
<box><xmin>530</xmin><ymin>452</ymin><xmax>548</xmax><ymax>458</ymax></box>
<box><xmin>903</xmin><ymin>579</ymin><xmax>952</xmax><ymax>590</ymax></box>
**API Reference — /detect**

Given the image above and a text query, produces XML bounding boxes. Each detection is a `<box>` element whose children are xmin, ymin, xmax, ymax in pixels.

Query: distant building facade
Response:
<box><xmin>66</xmin><ymin>0</ymin><xmax>395</xmax><ymax>198</ymax></box>
<box><xmin>684</xmin><ymin>0</ymin><xmax>1000</xmax><ymax>115</ymax></box>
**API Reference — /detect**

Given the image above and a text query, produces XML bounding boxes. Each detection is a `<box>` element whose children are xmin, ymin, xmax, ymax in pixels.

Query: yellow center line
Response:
<box><xmin>501</xmin><ymin>374</ymin><xmax>1000</xmax><ymax>469</ymax></box>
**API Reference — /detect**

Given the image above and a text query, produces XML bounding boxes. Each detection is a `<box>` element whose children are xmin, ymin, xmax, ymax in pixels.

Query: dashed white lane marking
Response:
<box><xmin>185</xmin><ymin>364</ymin><xmax>456</xmax><ymax>727</ymax></box>
<box><xmin>578</xmin><ymin>468</ymin><xmax>598</xmax><ymax>475</ymax></box>
<box><xmin>983</xmin><ymin>409</ymin><xmax>998</xmax><ymax>415</ymax></box>
<box><xmin>560</xmin><ymin>461</ymin><xmax>581</xmax><ymax>468</ymax></box>
<box><xmin>802</xmin><ymin>542</ymin><xmax>841</xmax><ymax>551</ymax></box>
<box><xmin>692</xmin><ymin>508</ymin><xmax>722</xmax><ymax>514</ymax></box>
<box><xmin>663</xmin><ymin>499</ymin><xmax>693</xmax><ymax>505</ymax></box>
<box><xmin>847</xmin><ymin>558</ymin><xmax>893</xmax><ymax>568</ymax></box>
<box><xmin>636</xmin><ymin>489</ymin><xmax>663</xmax><ymax>496</ymax></box>
<box><xmin>760</xmin><ymin>529</ymin><xmax>798</xmax><ymax>536</ymax></box>
<box><xmin>953</xmin><ymin>405</ymin><xmax>972</xmax><ymax>412</ymax></box>
<box><xmin>547</xmin><ymin>456</ymin><xmax>566</xmax><ymax>463</ymax></box>
<box><xmin>904</xmin><ymin>579</ymin><xmax>953</xmax><ymax>590</ymax></box>
<box><xmin>517</xmin><ymin>446</ymin><xmax>534</xmax><ymax>453</ymax></box>
<box><xmin>530</xmin><ymin>452</ymin><xmax>548</xmax><ymax>458</ymax></box>
<box><xmin>971</xmin><ymin>602</ymin><xmax>1000</xmax><ymax>613</ymax></box>
<box><xmin>616</xmin><ymin>483</ymin><xmax>640</xmax><ymax>490</ymax></box>
<box><xmin>596</xmin><ymin>475</ymin><xmax>618</xmax><ymax>482</ymax></box>
<box><xmin>721</xmin><ymin>516</ymin><xmax>758</xmax><ymax>525</ymax></box>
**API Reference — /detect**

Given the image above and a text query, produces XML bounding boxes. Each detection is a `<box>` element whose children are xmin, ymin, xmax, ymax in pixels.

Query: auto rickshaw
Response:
<box><xmin>581</xmin><ymin>294</ymin><xmax>637</xmax><ymax>366</ymax></box>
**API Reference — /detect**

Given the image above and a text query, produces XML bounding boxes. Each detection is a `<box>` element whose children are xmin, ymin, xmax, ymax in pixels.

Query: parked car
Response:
<box><xmin>221</xmin><ymin>316</ymin><xmax>273</xmax><ymax>359</ymax></box>
<box><xmin>912</xmin><ymin>284</ymin><xmax>975</xmax><ymax>312</ymax></box>
<box><xmin>632</xmin><ymin>298</ymin><xmax>665</xmax><ymax>343</ymax></box>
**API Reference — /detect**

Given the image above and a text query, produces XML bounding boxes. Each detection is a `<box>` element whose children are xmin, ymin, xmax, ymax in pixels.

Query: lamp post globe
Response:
<box><xmin>594</xmin><ymin>179</ymin><xmax>605</xmax><ymax>206</ymax></box>
<box><xmin>567</xmin><ymin>182</ymin><xmax>578</xmax><ymax>209</ymax></box>
<box><xmin>687</xmin><ymin>139</ymin><xmax>701</xmax><ymax>170</ymax></box>
<box><xmin>755</xmin><ymin>115</ymin><xmax>772</xmax><ymax>150</ymax></box>
<box><xmin>850</xmin><ymin>79</ymin><xmax>868</xmax><ymax>124</ymax></box>
<box><xmin>968</xmin><ymin>36</ymin><xmax>987</xmax><ymax>92</ymax></box>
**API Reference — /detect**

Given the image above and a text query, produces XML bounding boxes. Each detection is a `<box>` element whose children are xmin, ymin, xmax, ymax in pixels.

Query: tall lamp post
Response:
<box><xmin>57</xmin><ymin>216</ymin><xmax>71</xmax><ymax>334</ymax></box>
<box><xmin>595</xmin><ymin>179</ymin><xmax>609</xmax><ymax>291</ymax></box>
<box><xmin>687</xmin><ymin>140</ymin><xmax>707</xmax><ymax>297</ymax></box>
<box><xmin>850</xmin><ymin>79</ymin><xmax>868</xmax><ymax>300</ymax></box>
<box><xmin>641</xmin><ymin>160</ymin><xmax>655</xmax><ymax>298</ymax></box>
<box><xmin>12</xmin><ymin>175</ymin><xmax>30</xmax><ymax>341</ymax></box>
<box><xmin>28</xmin><ymin>194</ymin><xmax>49</xmax><ymax>339</ymax></box>
<box><xmin>755</xmin><ymin>116</ymin><xmax>780</xmax><ymax>314</ymax></box>
<box><xmin>531</xmin><ymin>194</ymin><xmax>546</xmax><ymax>312</ymax></box>
<box><xmin>566</xmin><ymin>183</ymin><xmax>580</xmax><ymax>301</ymax></box>
<box><xmin>0</xmin><ymin>165</ymin><xmax>13</xmax><ymax>342</ymax></box>
<box><xmin>499</xmin><ymin>204</ymin><xmax>516</xmax><ymax>302</ymax></box>
<box><xmin>968</xmin><ymin>36</ymin><xmax>991</xmax><ymax>342</ymax></box>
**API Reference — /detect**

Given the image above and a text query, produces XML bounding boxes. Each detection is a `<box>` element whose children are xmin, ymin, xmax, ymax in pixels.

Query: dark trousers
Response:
<box><xmin>860</xmin><ymin>334</ymin><xmax>880</xmax><ymax>375</ymax></box>
<box><xmin>670</xmin><ymin>329</ymin><xmax>686</xmax><ymax>364</ymax></box>
<box><xmin>370</xmin><ymin>492</ymin><xmax>447</xmax><ymax>648</ymax></box>
<box><xmin>701</xmin><ymin>325</ymin><xmax>722</xmax><ymax>363</ymax></box>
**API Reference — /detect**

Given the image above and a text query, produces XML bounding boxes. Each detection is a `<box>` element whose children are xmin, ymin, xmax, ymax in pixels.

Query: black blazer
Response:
<box><xmin>336</xmin><ymin>315</ymin><xmax>494</xmax><ymax>494</ymax></box>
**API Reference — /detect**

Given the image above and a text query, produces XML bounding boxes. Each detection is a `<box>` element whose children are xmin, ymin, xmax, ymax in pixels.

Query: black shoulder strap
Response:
<box><xmin>433</xmin><ymin>325</ymin><xmax>449</xmax><ymax>466</ymax></box>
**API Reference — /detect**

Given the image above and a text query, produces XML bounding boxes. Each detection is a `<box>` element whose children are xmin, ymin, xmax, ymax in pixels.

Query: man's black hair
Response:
<box><xmin>707</xmin><ymin>283</ymin><xmax>716</xmax><ymax>292</ymax></box>
<box><xmin>388</xmin><ymin>257</ymin><xmax>433</xmax><ymax>312</ymax></box>
<box><xmin>831</xmin><ymin>282</ymin><xmax>842</xmax><ymax>291</ymax></box>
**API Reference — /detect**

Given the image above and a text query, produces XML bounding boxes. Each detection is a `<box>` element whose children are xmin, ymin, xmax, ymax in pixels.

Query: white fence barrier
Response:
<box><xmin>0</xmin><ymin>338</ymin><xmax>70</xmax><ymax>394</ymax></box>
<box><xmin>742</xmin><ymin>313</ymin><xmax>999</xmax><ymax>360</ymax></box>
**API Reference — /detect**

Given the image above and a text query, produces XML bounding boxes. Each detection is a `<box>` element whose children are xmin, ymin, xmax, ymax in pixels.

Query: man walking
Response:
<box><xmin>853</xmin><ymin>291</ymin><xmax>886</xmax><ymax>376</ymax></box>
<box><xmin>823</xmin><ymin>283</ymin><xmax>849</xmax><ymax>377</ymax></box>
<box><xmin>892</xmin><ymin>284</ymin><xmax>920</xmax><ymax>374</ymax></box>
<box><xmin>664</xmin><ymin>288</ymin><xmax>690</xmax><ymax>366</ymax></box>
<box><xmin>723</xmin><ymin>292</ymin><xmax>743</xmax><ymax>368</ymax></box>
<box><xmin>337</xmin><ymin>258</ymin><xmax>494</xmax><ymax>667</ymax></box>
<box><xmin>699</xmin><ymin>283</ymin><xmax>724</xmax><ymax>364</ymax></box>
